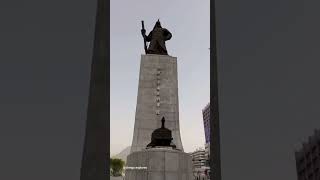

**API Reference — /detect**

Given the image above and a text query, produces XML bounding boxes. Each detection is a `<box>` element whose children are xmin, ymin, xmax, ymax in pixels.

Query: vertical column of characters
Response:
<box><xmin>155</xmin><ymin>68</ymin><xmax>161</xmax><ymax>116</ymax></box>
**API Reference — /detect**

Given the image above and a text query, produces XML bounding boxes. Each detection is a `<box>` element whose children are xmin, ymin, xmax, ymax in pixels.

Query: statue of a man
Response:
<box><xmin>141</xmin><ymin>20</ymin><xmax>172</xmax><ymax>55</ymax></box>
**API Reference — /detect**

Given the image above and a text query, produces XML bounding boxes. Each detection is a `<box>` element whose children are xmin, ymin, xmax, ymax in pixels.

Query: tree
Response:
<box><xmin>110</xmin><ymin>158</ymin><xmax>125</xmax><ymax>176</ymax></box>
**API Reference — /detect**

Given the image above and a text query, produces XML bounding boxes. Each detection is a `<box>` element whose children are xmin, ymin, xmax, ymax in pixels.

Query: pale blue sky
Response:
<box><xmin>110</xmin><ymin>0</ymin><xmax>210</xmax><ymax>155</ymax></box>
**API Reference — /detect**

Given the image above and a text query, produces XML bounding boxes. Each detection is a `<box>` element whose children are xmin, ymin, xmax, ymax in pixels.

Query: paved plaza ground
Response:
<box><xmin>110</xmin><ymin>176</ymin><xmax>124</xmax><ymax>180</ymax></box>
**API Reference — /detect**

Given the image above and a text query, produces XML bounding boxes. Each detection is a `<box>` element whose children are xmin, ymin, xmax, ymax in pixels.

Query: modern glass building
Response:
<box><xmin>202</xmin><ymin>103</ymin><xmax>210</xmax><ymax>144</ymax></box>
<box><xmin>295</xmin><ymin>129</ymin><xmax>320</xmax><ymax>180</ymax></box>
<box><xmin>202</xmin><ymin>102</ymin><xmax>211</xmax><ymax>179</ymax></box>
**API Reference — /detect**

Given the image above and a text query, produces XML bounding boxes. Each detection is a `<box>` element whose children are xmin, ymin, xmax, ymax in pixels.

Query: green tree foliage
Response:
<box><xmin>110</xmin><ymin>158</ymin><xmax>125</xmax><ymax>176</ymax></box>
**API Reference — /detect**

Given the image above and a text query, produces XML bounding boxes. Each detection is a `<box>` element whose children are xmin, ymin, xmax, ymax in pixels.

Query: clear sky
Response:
<box><xmin>110</xmin><ymin>0</ymin><xmax>210</xmax><ymax>155</ymax></box>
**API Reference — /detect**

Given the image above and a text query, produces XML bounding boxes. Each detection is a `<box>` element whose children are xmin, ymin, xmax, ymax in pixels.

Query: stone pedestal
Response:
<box><xmin>130</xmin><ymin>54</ymin><xmax>184</xmax><ymax>153</ymax></box>
<box><xmin>125</xmin><ymin>148</ymin><xmax>193</xmax><ymax>180</ymax></box>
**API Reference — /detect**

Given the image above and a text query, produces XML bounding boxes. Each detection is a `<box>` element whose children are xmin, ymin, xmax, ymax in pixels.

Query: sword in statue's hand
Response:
<box><xmin>141</xmin><ymin>20</ymin><xmax>147</xmax><ymax>54</ymax></box>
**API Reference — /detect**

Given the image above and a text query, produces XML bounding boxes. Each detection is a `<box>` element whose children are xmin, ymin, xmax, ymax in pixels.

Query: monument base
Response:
<box><xmin>125</xmin><ymin>147</ymin><xmax>193</xmax><ymax>180</ymax></box>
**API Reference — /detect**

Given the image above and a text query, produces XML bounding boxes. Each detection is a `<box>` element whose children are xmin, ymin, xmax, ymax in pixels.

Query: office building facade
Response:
<box><xmin>295</xmin><ymin>129</ymin><xmax>320</xmax><ymax>180</ymax></box>
<box><xmin>202</xmin><ymin>103</ymin><xmax>210</xmax><ymax>144</ymax></box>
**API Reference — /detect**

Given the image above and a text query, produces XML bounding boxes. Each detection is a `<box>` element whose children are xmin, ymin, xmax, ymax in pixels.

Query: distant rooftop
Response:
<box><xmin>202</xmin><ymin>102</ymin><xmax>210</xmax><ymax>112</ymax></box>
<box><xmin>295</xmin><ymin>129</ymin><xmax>320</xmax><ymax>154</ymax></box>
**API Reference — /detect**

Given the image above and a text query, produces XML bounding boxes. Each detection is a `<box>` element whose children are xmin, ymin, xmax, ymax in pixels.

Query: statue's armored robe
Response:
<box><xmin>145</xmin><ymin>27</ymin><xmax>172</xmax><ymax>55</ymax></box>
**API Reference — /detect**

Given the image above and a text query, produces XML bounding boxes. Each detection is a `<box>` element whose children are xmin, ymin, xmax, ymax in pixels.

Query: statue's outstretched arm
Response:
<box><xmin>145</xmin><ymin>32</ymin><xmax>152</xmax><ymax>42</ymax></box>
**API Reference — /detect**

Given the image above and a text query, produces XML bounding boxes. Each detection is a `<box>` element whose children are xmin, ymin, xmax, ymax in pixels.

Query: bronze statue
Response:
<box><xmin>141</xmin><ymin>20</ymin><xmax>172</xmax><ymax>55</ymax></box>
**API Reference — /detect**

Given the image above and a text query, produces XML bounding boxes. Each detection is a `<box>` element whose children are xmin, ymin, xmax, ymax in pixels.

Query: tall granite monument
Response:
<box><xmin>80</xmin><ymin>0</ymin><xmax>108</xmax><ymax>179</ymax></box>
<box><xmin>130</xmin><ymin>20</ymin><xmax>183</xmax><ymax>153</ymax></box>
<box><xmin>125</xmin><ymin>20</ymin><xmax>193</xmax><ymax>180</ymax></box>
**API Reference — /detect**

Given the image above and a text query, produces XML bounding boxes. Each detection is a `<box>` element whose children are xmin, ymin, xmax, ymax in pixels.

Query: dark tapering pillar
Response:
<box><xmin>80</xmin><ymin>0</ymin><xmax>109</xmax><ymax>179</ymax></box>
<box><xmin>211</xmin><ymin>0</ymin><xmax>222</xmax><ymax>180</ymax></box>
